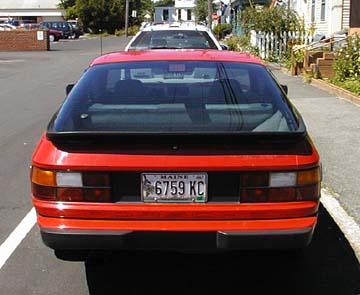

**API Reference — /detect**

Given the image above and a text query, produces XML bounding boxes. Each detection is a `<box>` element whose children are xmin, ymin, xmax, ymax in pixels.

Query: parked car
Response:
<box><xmin>40</xmin><ymin>21</ymin><xmax>73</xmax><ymax>39</ymax></box>
<box><xmin>7</xmin><ymin>19</ymin><xmax>36</xmax><ymax>28</ymax></box>
<box><xmin>31</xmin><ymin>50</ymin><xmax>321</xmax><ymax>260</ymax></box>
<box><xmin>37</xmin><ymin>24</ymin><xmax>63</xmax><ymax>42</ymax></box>
<box><xmin>47</xmin><ymin>28</ymin><xmax>63</xmax><ymax>42</ymax></box>
<box><xmin>125</xmin><ymin>22</ymin><xmax>225</xmax><ymax>51</ymax></box>
<box><xmin>0</xmin><ymin>23</ymin><xmax>16</xmax><ymax>31</ymax></box>
<box><xmin>21</xmin><ymin>23</ymin><xmax>63</xmax><ymax>42</ymax></box>
<box><xmin>67</xmin><ymin>20</ymin><xmax>84</xmax><ymax>38</ymax></box>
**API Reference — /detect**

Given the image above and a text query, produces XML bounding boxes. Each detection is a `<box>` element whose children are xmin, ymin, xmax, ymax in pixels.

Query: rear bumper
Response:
<box><xmin>38</xmin><ymin>216</ymin><xmax>317</xmax><ymax>251</ymax></box>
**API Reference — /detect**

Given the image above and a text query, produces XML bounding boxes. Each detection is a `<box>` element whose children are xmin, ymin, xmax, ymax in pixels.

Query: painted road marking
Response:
<box><xmin>321</xmin><ymin>188</ymin><xmax>360</xmax><ymax>263</ymax></box>
<box><xmin>0</xmin><ymin>208</ymin><xmax>36</xmax><ymax>270</ymax></box>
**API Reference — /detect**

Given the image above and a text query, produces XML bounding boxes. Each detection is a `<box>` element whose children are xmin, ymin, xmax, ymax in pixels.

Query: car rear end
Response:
<box><xmin>31</xmin><ymin>51</ymin><xmax>321</xmax><ymax>257</ymax></box>
<box><xmin>125</xmin><ymin>23</ymin><xmax>222</xmax><ymax>51</ymax></box>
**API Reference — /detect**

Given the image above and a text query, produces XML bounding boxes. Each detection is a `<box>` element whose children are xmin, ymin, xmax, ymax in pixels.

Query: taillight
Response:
<box><xmin>240</xmin><ymin>167</ymin><xmax>321</xmax><ymax>203</ymax></box>
<box><xmin>296</xmin><ymin>167</ymin><xmax>321</xmax><ymax>201</ymax></box>
<box><xmin>31</xmin><ymin>167</ymin><xmax>111</xmax><ymax>202</ymax></box>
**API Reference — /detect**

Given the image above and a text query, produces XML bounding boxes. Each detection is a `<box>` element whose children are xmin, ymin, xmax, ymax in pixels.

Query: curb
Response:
<box><xmin>273</xmin><ymin>63</ymin><xmax>360</xmax><ymax>106</ymax></box>
<box><xmin>321</xmin><ymin>188</ymin><xmax>360</xmax><ymax>263</ymax></box>
<box><xmin>310</xmin><ymin>78</ymin><xmax>360</xmax><ymax>106</ymax></box>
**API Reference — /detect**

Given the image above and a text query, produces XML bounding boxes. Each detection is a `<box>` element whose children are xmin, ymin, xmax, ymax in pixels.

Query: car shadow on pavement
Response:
<box><xmin>84</xmin><ymin>205</ymin><xmax>360</xmax><ymax>295</ymax></box>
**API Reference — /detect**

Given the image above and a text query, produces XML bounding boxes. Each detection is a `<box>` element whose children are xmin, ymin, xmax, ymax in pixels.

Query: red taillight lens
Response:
<box><xmin>240</xmin><ymin>167</ymin><xmax>321</xmax><ymax>203</ymax></box>
<box><xmin>242</xmin><ymin>173</ymin><xmax>268</xmax><ymax>187</ymax></box>
<box><xmin>84</xmin><ymin>188</ymin><xmax>111</xmax><ymax>202</ymax></box>
<box><xmin>296</xmin><ymin>183</ymin><xmax>321</xmax><ymax>201</ymax></box>
<box><xmin>31</xmin><ymin>167</ymin><xmax>111</xmax><ymax>203</ymax></box>
<box><xmin>241</xmin><ymin>188</ymin><xmax>268</xmax><ymax>203</ymax></box>
<box><xmin>57</xmin><ymin>187</ymin><xmax>84</xmax><ymax>202</ymax></box>
<box><xmin>268</xmin><ymin>188</ymin><xmax>296</xmax><ymax>202</ymax></box>
<box><xmin>83</xmin><ymin>172</ymin><xmax>110</xmax><ymax>187</ymax></box>
<box><xmin>32</xmin><ymin>183</ymin><xmax>56</xmax><ymax>201</ymax></box>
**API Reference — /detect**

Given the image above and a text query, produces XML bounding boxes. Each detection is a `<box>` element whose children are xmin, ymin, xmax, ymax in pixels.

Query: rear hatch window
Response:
<box><xmin>48</xmin><ymin>61</ymin><xmax>302</xmax><ymax>137</ymax></box>
<box><xmin>128</xmin><ymin>30</ymin><xmax>218</xmax><ymax>50</ymax></box>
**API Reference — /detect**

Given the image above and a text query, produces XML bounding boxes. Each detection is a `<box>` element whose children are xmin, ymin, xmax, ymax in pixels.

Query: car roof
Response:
<box><xmin>41</xmin><ymin>20</ymin><xmax>68</xmax><ymax>23</ymax></box>
<box><xmin>141</xmin><ymin>22</ymin><xmax>211</xmax><ymax>32</ymax></box>
<box><xmin>91</xmin><ymin>50</ymin><xmax>264</xmax><ymax>66</ymax></box>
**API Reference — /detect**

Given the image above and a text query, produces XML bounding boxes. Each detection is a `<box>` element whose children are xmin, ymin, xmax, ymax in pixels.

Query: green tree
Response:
<box><xmin>68</xmin><ymin>0</ymin><xmax>153</xmax><ymax>33</ymax></box>
<box><xmin>240</xmin><ymin>6</ymin><xmax>299</xmax><ymax>35</ymax></box>
<box><xmin>129</xmin><ymin>0</ymin><xmax>154</xmax><ymax>26</ymax></box>
<box><xmin>73</xmin><ymin>0</ymin><xmax>123</xmax><ymax>34</ymax></box>
<box><xmin>194</xmin><ymin>0</ymin><xmax>215</xmax><ymax>23</ymax></box>
<box><xmin>154</xmin><ymin>0</ymin><xmax>173</xmax><ymax>6</ymax></box>
<box><xmin>58</xmin><ymin>0</ymin><xmax>76</xmax><ymax>9</ymax></box>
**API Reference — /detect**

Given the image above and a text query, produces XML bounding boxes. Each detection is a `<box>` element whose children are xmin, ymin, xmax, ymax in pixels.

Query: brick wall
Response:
<box><xmin>0</xmin><ymin>30</ymin><xmax>49</xmax><ymax>51</ymax></box>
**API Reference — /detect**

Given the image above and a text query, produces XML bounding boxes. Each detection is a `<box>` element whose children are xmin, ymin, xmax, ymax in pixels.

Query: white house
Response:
<box><xmin>154</xmin><ymin>4</ymin><xmax>177</xmax><ymax>22</ymax></box>
<box><xmin>174</xmin><ymin>0</ymin><xmax>196</xmax><ymax>21</ymax></box>
<box><xmin>273</xmin><ymin>0</ymin><xmax>351</xmax><ymax>37</ymax></box>
<box><xmin>0</xmin><ymin>0</ymin><xmax>64</xmax><ymax>23</ymax></box>
<box><xmin>154</xmin><ymin>0</ymin><xmax>196</xmax><ymax>22</ymax></box>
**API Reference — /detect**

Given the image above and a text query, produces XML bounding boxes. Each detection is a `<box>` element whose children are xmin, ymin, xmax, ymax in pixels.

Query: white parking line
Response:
<box><xmin>321</xmin><ymin>189</ymin><xmax>360</xmax><ymax>263</ymax></box>
<box><xmin>0</xmin><ymin>207</ymin><xmax>36</xmax><ymax>270</ymax></box>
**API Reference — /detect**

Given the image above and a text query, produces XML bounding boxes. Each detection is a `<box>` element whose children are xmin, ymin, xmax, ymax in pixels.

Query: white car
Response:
<box><xmin>0</xmin><ymin>23</ymin><xmax>16</xmax><ymax>31</ymax></box>
<box><xmin>125</xmin><ymin>22</ymin><xmax>225</xmax><ymax>51</ymax></box>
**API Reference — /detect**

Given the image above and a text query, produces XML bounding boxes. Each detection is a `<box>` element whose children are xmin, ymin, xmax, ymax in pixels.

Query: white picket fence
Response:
<box><xmin>250</xmin><ymin>30</ymin><xmax>314</xmax><ymax>60</ymax></box>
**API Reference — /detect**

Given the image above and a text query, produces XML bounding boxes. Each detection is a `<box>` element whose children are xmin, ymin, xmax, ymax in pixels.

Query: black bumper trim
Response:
<box><xmin>41</xmin><ymin>226</ymin><xmax>315</xmax><ymax>251</ymax></box>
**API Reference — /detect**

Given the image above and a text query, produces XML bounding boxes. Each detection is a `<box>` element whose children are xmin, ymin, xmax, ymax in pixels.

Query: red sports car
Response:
<box><xmin>31</xmin><ymin>50</ymin><xmax>321</xmax><ymax>260</ymax></box>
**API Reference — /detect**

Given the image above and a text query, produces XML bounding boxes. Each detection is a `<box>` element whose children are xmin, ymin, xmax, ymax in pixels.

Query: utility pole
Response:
<box><xmin>125</xmin><ymin>0</ymin><xmax>129</xmax><ymax>37</ymax></box>
<box><xmin>208</xmin><ymin>0</ymin><xmax>212</xmax><ymax>29</ymax></box>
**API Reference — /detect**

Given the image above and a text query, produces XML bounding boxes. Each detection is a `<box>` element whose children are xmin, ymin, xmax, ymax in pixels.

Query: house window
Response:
<box><xmin>187</xmin><ymin>9</ymin><xmax>192</xmax><ymax>21</ymax></box>
<box><xmin>320</xmin><ymin>0</ymin><xmax>326</xmax><ymax>21</ymax></box>
<box><xmin>311</xmin><ymin>0</ymin><xmax>316</xmax><ymax>23</ymax></box>
<box><xmin>178</xmin><ymin>9</ymin><xmax>182</xmax><ymax>21</ymax></box>
<box><xmin>163</xmin><ymin>9</ymin><xmax>169</xmax><ymax>21</ymax></box>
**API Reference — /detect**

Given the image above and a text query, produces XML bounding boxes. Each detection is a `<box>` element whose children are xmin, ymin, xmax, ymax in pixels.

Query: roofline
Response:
<box><xmin>90</xmin><ymin>50</ymin><xmax>264</xmax><ymax>67</ymax></box>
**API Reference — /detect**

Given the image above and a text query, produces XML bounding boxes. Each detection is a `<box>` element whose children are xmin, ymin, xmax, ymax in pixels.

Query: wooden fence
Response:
<box><xmin>250</xmin><ymin>30</ymin><xmax>314</xmax><ymax>60</ymax></box>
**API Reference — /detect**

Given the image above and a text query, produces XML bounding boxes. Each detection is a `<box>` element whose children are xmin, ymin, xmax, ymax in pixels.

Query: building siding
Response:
<box><xmin>342</xmin><ymin>0</ymin><xmax>350</xmax><ymax>29</ymax></box>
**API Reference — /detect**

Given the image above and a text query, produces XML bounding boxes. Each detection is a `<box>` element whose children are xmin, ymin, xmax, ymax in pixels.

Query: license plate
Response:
<box><xmin>141</xmin><ymin>173</ymin><xmax>208</xmax><ymax>203</ymax></box>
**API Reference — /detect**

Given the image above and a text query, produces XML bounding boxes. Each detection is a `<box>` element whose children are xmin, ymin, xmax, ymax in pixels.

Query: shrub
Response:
<box><xmin>226</xmin><ymin>36</ymin><xmax>240</xmax><ymax>51</ymax></box>
<box><xmin>334</xmin><ymin>79</ymin><xmax>360</xmax><ymax>95</ymax></box>
<box><xmin>115</xmin><ymin>26</ymin><xmax>139</xmax><ymax>37</ymax></box>
<box><xmin>213</xmin><ymin>24</ymin><xmax>232</xmax><ymax>39</ymax></box>
<box><xmin>128</xmin><ymin>25</ymin><xmax>140</xmax><ymax>36</ymax></box>
<box><xmin>333</xmin><ymin>34</ymin><xmax>360</xmax><ymax>82</ymax></box>
<box><xmin>225</xmin><ymin>35</ymin><xmax>259</xmax><ymax>56</ymax></box>
<box><xmin>331</xmin><ymin>34</ymin><xmax>360</xmax><ymax>96</ymax></box>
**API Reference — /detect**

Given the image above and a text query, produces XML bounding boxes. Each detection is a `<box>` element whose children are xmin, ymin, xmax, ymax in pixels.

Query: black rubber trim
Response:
<box><xmin>40</xmin><ymin>226</ymin><xmax>315</xmax><ymax>251</ymax></box>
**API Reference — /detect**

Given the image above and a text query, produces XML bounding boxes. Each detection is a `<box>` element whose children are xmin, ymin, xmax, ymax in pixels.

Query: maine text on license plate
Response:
<box><xmin>141</xmin><ymin>173</ymin><xmax>207</xmax><ymax>203</ymax></box>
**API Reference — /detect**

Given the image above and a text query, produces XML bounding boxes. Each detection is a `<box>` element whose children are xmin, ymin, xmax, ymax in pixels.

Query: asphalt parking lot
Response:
<box><xmin>0</xmin><ymin>37</ymin><xmax>359</xmax><ymax>294</ymax></box>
